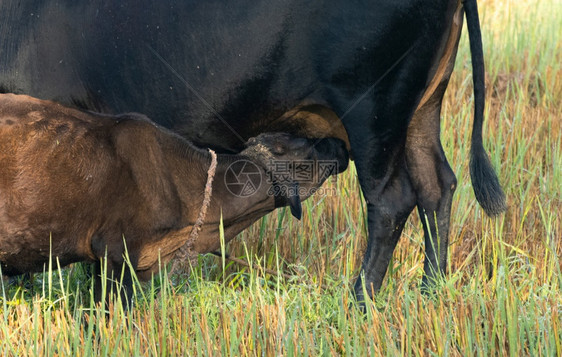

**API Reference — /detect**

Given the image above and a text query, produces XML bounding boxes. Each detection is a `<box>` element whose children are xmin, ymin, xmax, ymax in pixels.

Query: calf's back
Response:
<box><xmin>0</xmin><ymin>94</ymin><xmax>179</xmax><ymax>275</ymax></box>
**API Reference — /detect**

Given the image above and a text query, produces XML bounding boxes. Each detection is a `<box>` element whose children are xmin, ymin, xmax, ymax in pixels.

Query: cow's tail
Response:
<box><xmin>464</xmin><ymin>0</ymin><xmax>506</xmax><ymax>216</ymax></box>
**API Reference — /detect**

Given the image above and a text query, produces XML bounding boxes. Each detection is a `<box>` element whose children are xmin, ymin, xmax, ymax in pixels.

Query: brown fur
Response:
<box><xmin>0</xmin><ymin>93</ymin><xmax>348</xmax><ymax>303</ymax></box>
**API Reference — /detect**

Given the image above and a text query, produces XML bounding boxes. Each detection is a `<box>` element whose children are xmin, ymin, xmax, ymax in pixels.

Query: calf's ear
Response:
<box><xmin>272</xmin><ymin>180</ymin><xmax>302</xmax><ymax>220</ymax></box>
<box><xmin>287</xmin><ymin>182</ymin><xmax>302</xmax><ymax>220</ymax></box>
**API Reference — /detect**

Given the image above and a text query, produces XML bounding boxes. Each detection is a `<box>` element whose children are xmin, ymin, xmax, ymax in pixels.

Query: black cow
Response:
<box><xmin>0</xmin><ymin>0</ymin><xmax>506</xmax><ymax>303</ymax></box>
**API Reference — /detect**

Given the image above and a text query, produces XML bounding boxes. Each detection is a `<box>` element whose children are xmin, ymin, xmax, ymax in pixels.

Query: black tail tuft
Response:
<box><xmin>465</xmin><ymin>0</ymin><xmax>507</xmax><ymax>216</ymax></box>
<box><xmin>470</xmin><ymin>146</ymin><xmax>507</xmax><ymax>216</ymax></box>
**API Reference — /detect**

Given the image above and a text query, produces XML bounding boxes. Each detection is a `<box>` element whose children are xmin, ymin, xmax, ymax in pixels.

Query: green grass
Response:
<box><xmin>1</xmin><ymin>0</ymin><xmax>561</xmax><ymax>355</ymax></box>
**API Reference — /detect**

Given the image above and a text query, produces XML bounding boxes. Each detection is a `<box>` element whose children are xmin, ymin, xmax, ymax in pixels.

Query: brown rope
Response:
<box><xmin>189</xmin><ymin>149</ymin><xmax>218</xmax><ymax>242</ymax></box>
<box><xmin>170</xmin><ymin>149</ymin><xmax>217</xmax><ymax>274</ymax></box>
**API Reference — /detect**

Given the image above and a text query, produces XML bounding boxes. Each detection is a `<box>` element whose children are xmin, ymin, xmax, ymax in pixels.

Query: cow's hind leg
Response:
<box><xmin>353</xmin><ymin>155</ymin><xmax>417</xmax><ymax>304</ymax></box>
<box><xmin>406</xmin><ymin>96</ymin><xmax>457</xmax><ymax>288</ymax></box>
<box><xmin>334</xmin><ymin>0</ymin><xmax>457</xmax><ymax>304</ymax></box>
<box><xmin>346</xmin><ymin>62</ymin><xmax>442</xmax><ymax>304</ymax></box>
<box><xmin>405</xmin><ymin>17</ymin><xmax>462</xmax><ymax>288</ymax></box>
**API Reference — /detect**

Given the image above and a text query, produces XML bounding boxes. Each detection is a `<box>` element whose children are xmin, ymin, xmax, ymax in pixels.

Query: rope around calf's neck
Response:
<box><xmin>170</xmin><ymin>149</ymin><xmax>218</xmax><ymax>274</ymax></box>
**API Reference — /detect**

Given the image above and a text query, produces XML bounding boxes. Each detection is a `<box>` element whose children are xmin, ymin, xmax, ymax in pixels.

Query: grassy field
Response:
<box><xmin>1</xmin><ymin>0</ymin><xmax>560</xmax><ymax>355</ymax></box>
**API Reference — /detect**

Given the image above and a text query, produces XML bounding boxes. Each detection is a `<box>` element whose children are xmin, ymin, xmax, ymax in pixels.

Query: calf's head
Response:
<box><xmin>240</xmin><ymin>133</ymin><xmax>349</xmax><ymax>219</ymax></box>
<box><xmin>139</xmin><ymin>131</ymin><xmax>349</xmax><ymax>261</ymax></box>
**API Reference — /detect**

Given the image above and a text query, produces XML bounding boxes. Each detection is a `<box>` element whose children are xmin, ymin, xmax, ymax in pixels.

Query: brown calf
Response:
<box><xmin>0</xmin><ymin>94</ymin><xmax>348</xmax><ymax>304</ymax></box>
